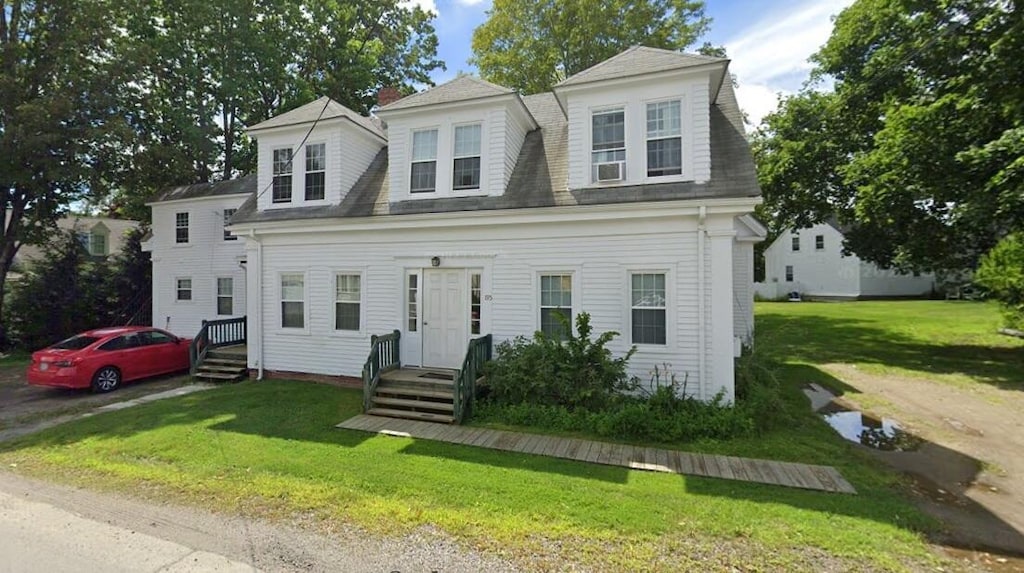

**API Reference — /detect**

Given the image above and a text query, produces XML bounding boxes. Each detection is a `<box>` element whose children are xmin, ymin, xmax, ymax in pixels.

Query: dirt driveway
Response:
<box><xmin>0</xmin><ymin>363</ymin><xmax>190</xmax><ymax>433</ymax></box>
<box><xmin>823</xmin><ymin>363</ymin><xmax>1024</xmax><ymax>569</ymax></box>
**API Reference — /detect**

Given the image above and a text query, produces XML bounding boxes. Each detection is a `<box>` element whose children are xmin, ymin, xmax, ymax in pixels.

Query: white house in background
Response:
<box><xmin>146</xmin><ymin>46</ymin><xmax>765</xmax><ymax>404</ymax></box>
<box><xmin>755</xmin><ymin>221</ymin><xmax>935</xmax><ymax>300</ymax></box>
<box><xmin>142</xmin><ymin>177</ymin><xmax>253</xmax><ymax>335</ymax></box>
<box><xmin>15</xmin><ymin>215</ymin><xmax>139</xmax><ymax>266</ymax></box>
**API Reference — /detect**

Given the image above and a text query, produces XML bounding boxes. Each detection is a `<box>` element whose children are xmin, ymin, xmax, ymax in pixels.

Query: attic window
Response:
<box><xmin>89</xmin><ymin>232</ymin><xmax>108</xmax><ymax>256</ymax></box>
<box><xmin>452</xmin><ymin>124</ymin><xmax>482</xmax><ymax>191</ymax></box>
<box><xmin>175</xmin><ymin>212</ymin><xmax>189</xmax><ymax>244</ymax></box>
<box><xmin>410</xmin><ymin>129</ymin><xmax>438</xmax><ymax>193</ymax></box>
<box><xmin>815</xmin><ymin>235</ymin><xmax>824</xmax><ymax>250</ymax></box>
<box><xmin>646</xmin><ymin>100</ymin><xmax>682</xmax><ymax>177</ymax></box>
<box><xmin>592</xmin><ymin>108</ymin><xmax>625</xmax><ymax>182</ymax></box>
<box><xmin>305</xmin><ymin>143</ymin><xmax>325</xmax><ymax>200</ymax></box>
<box><xmin>272</xmin><ymin>148</ymin><xmax>293</xmax><ymax>203</ymax></box>
<box><xmin>791</xmin><ymin>236</ymin><xmax>800</xmax><ymax>252</ymax></box>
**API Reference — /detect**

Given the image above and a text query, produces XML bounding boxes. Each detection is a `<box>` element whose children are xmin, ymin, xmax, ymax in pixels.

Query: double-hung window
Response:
<box><xmin>591</xmin><ymin>108</ymin><xmax>625</xmax><ymax>182</ymax></box>
<box><xmin>272</xmin><ymin>148</ymin><xmax>293</xmax><ymax>203</ymax></box>
<box><xmin>785</xmin><ymin>265</ymin><xmax>795</xmax><ymax>282</ymax></box>
<box><xmin>89</xmin><ymin>233</ymin><xmax>108</xmax><ymax>256</ymax></box>
<box><xmin>176</xmin><ymin>278</ymin><xmax>192</xmax><ymax>301</ymax></box>
<box><xmin>792</xmin><ymin>236</ymin><xmax>800</xmax><ymax>251</ymax></box>
<box><xmin>175</xmin><ymin>212</ymin><xmax>189</xmax><ymax>244</ymax></box>
<box><xmin>452</xmin><ymin>124</ymin><xmax>482</xmax><ymax>191</ymax></box>
<box><xmin>646</xmin><ymin>100</ymin><xmax>682</xmax><ymax>177</ymax></box>
<box><xmin>217</xmin><ymin>278</ymin><xmax>233</xmax><ymax>315</ymax></box>
<box><xmin>280</xmin><ymin>273</ymin><xmax>304</xmax><ymax>328</ymax></box>
<box><xmin>539</xmin><ymin>274</ymin><xmax>572</xmax><ymax>339</ymax></box>
<box><xmin>815</xmin><ymin>235</ymin><xmax>824</xmax><ymax>250</ymax></box>
<box><xmin>305</xmin><ymin>143</ymin><xmax>325</xmax><ymax>200</ymax></box>
<box><xmin>335</xmin><ymin>274</ymin><xmax>361</xmax><ymax>331</ymax></box>
<box><xmin>631</xmin><ymin>273</ymin><xmax>666</xmax><ymax>345</ymax></box>
<box><xmin>410</xmin><ymin>129</ymin><xmax>438</xmax><ymax>193</ymax></box>
<box><xmin>223</xmin><ymin>208</ymin><xmax>237</xmax><ymax>241</ymax></box>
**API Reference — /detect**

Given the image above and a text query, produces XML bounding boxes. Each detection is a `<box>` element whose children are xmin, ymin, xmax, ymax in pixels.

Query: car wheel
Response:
<box><xmin>91</xmin><ymin>367</ymin><xmax>121</xmax><ymax>393</ymax></box>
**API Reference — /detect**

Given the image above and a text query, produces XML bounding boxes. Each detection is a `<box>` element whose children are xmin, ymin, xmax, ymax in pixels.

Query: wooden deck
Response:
<box><xmin>337</xmin><ymin>414</ymin><xmax>857</xmax><ymax>494</ymax></box>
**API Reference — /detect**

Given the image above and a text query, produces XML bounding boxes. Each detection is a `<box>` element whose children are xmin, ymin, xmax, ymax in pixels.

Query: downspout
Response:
<box><xmin>251</xmin><ymin>230</ymin><xmax>265</xmax><ymax>381</ymax></box>
<box><xmin>697</xmin><ymin>205</ymin><xmax>707</xmax><ymax>400</ymax></box>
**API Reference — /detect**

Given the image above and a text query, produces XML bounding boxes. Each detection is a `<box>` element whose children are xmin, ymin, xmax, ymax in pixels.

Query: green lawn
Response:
<box><xmin>755</xmin><ymin>300</ymin><xmax>1024</xmax><ymax>390</ymax></box>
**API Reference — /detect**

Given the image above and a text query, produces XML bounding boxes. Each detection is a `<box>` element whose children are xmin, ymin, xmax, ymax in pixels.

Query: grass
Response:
<box><xmin>0</xmin><ymin>380</ymin><xmax>939</xmax><ymax>571</ymax></box>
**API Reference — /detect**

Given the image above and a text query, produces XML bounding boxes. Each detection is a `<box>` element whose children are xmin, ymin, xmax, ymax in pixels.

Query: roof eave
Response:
<box><xmin>552</xmin><ymin>60</ymin><xmax>729</xmax><ymax>110</ymax></box>
<box><xmin>376</xmin><ymin>92</ymin><xmax>518</xmax><ymax>118</ymax></box>
<box><xmin>245</xmin><ymin>115</ymin><xmax>386</xmax><ymax>143</ymax></box>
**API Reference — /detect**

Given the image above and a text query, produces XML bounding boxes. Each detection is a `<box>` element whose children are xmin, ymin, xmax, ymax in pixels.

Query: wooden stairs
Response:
<box><xmin>367</xmin><ymin>367</ymin><xmax>457</xmax><ymax>424</ymax></box>
<box><xmin>193</xmin><ymin>345</ymin><xmax>248</xmax><ymax>383</ymax></box>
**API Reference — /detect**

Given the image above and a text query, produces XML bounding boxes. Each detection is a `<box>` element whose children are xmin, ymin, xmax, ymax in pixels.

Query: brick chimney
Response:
<box><xmin>377</xmin><ymin>86</ymin><xmax>403</xmax><ymax>108</ymax></box>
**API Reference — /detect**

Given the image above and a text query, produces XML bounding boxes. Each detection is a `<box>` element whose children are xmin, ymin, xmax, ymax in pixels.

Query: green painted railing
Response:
<box><xmin>189</xmin><ymin>316</ymin><xmax>247</xmax><ymax>375</ymax></box>
<box><xmin>362</xmin><ymin>330</ymin><xmax>401</xmax><ymax>412</ymax></box>
<box><xmin>453</xmin><ymin>334</ymin><xmax>492</xmax><ymax>424</ymax></box>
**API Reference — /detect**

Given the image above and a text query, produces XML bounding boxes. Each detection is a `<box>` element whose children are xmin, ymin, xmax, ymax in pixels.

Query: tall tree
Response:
<box><xmin>470</xmin><ymin>0</ymin><xmax>710</xmax><ymax>94</ymax></box>
<box><xmin>754</xmin><ymin>0</ymin><xmax>1024</xmax><ymax>272</ymax></box>
<box><xmin>0</xmin><ymin>0</ymin><xmax>137</xmax><ymax>346</ymax></box>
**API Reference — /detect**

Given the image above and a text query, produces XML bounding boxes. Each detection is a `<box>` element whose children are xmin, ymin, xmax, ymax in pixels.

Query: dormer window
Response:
<box><xmin>410</xmin><ymin>129</ymin><xmax>438</xmax><ymax>193</ymax></box>
<box><xmin>452</xmin><ymin>123</ymin><xmax>482</xmax><ymax>191</ymax></box>
<box><xmin>646</xmin><ymin>100</ymin><xmax>682</xmax><ymax>177</ymax></box>
<box><xmin>592</xmin><ymin>108</ymin><xmax>625</xmax><ymax>182</ymax></box>
<box><xmin>272</xmin><ymin>148</ymin><xmax>293</xmax><ymax>203</ymax></box>
<box><xmin>305</xmin><ymin>143</ymin><xmax>325</xmax><ymax>200</ymax></box>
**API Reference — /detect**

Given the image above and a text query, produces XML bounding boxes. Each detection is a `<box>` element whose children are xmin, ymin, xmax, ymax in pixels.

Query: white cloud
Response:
<box><xmin>454</xmin><ymin>0</ymin><xmax>487</xmax><ymax>5</ymax></box>
<box><xmin>400</xmin><ymin>0</ymin><xmax>438</xmax><ymax>15</ymax></box>
<box><xmin>724</xmin><ymin>0</ymin><xmax>854</xmax><ymax>129</ymax></box>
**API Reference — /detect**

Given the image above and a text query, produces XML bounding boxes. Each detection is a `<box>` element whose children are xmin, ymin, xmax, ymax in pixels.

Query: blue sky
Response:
<box><xmin>405</xmin><ymin>0</ymin><xmax>855</xmax><ymax>127</ymax></box>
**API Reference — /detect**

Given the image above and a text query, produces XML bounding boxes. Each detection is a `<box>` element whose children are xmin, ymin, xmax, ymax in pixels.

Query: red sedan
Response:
<box><xmin>27</xmin><ymin>327</ymin><xmax>190</xmax><ymax>392</ymax></box>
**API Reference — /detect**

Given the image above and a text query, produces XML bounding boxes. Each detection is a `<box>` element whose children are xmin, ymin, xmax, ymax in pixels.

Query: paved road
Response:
<box><xmin>0</xmin><ymin>472</ymin><xmax>520</xmax><ymax>573</ymax></box>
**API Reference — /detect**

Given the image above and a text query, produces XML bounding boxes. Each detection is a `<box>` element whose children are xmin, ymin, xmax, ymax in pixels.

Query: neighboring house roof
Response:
<box><xmin>148</xmin><ymin>174</ymin><xmax>257</xmax><ymax>204</ymax></box>
<box><xmin>245</xmin><ymin>96</ymin><xmax>385</xmax><ymax>140</ymax></box>
<box><xmin>15</xmin><ymin>215</ymin><xmax>140</xmax><ymax>264</ymax></box>
<box><xmin>556</xmin><ymin>46</ymin><xmax>727</xmax><ymax>88</ymax></box>
<box><xmin>231</xmin><ymin>79</ymin><xmax>759</xmax><ymax>224</ymax></box>
<box><xmin>378</xmin><ymin>75</ymin><xmax>515</xmax><ymax>112</ymax></box>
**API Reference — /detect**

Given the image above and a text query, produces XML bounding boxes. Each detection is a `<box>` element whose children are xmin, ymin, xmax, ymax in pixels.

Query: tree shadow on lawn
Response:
<box><xmin>757</xmin><ymin>313</ymin><xmax>1024</xmax><ymax>390</ymax></box>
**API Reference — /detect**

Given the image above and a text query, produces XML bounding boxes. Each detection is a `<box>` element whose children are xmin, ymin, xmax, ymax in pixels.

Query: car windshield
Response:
<box><xmin>51</xmin><ymin>335</ymin><xmax>100</xmax><ymax>350</ymax></box>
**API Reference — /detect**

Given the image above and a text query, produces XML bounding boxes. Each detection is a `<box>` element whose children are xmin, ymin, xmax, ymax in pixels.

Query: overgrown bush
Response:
<box><xmin>483</xmin><ymin>312</ymin><xmax>636</xmax><ymax>410</ymax></box>
<box><xmin>975</xmin><ymin>232</ymin><xmax>1024</xmax><ymax>329</ymax></box>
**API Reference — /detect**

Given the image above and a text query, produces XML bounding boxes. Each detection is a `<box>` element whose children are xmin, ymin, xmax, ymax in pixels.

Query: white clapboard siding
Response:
<box><xmin>733</xmin><ymin>242</ymin><xmax>754</xmax><ymax>343</ymax></box>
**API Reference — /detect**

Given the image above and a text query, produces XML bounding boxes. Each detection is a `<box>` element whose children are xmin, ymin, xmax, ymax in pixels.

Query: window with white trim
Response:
<box><xmin>217</xmin><ymin>278</ymin><xmax>233</xmax><ymax>315</ymax></box>
<box><xmin>539</xmin><ymin>274</ymin><xmax>572</xmax><ymax>339</ymax></box>
<box><xmin>280</xmin><ymin>273</ymin><xmax>304</xmax><ymax>328</ymax></box>
<box><xmin>591</xmin><ymin>108</ymin><xmax>625</xmax><ymax>182</ymax></box>
<box><xmin>89</xmin><ymin>232</ymin><xmax>108</xmax><ymax>256</ymax></box>
<box><xmin>223</xmin><ymin>208</ymin><xmax>237</xmax><ymax>241</ymax></box>
<box><xmin>176</xmin><ymin>278</ymin><xmax>192</xmax><ymax>301</ymax></box>
<box><xmin>646</xmin><ymin>100</ymin><xmax>682</xmax><ymax>177</ymax></box>
<box><xmin>272</xmin><ymin>148</ymin><xmax>293</xmax><ymax>203</ymax></box>
<box><xmin>175</xmin><ymin>212</ymin><xmax>189</xmax><ymax>244</ymax></box>
<box><xmin>410</xmin><ymin>129</ymin><xmax>438</xmax><ymax>193</ymax></box>
<box><xmin>785</xmin><ymin>265</ymin><xmax>794</xmax><ymax>282</ymax></box>
<box><xmin>305</xmin><ymin>143</ymin><xmax>325</xmax><ymax>200</ymax></box>
<box><xmin>470</xmin><ymin>272</ymin><xmax>482</xmax><ymax>335</ymax></box>
<box><xmin>407</xmin><ymin>273</ymin><xmax>418</xmax><ymax>332</ymax></box>
<box><xmin>452</xmin><ymin>123</ymin><xmax>481</xmax><ymax>191</ymax></box>
<box><xmin>334</xmin><ymin>274</ymin><xmax>360</xmax><ymax>331</ymax></box>
<box><xmin>631</xmin><ymin>273</ymin><xmax>666</xmax><ymax>345</ymax></box>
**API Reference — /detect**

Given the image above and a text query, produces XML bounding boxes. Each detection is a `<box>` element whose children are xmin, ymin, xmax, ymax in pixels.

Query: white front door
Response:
<box><xmin>423</xmin><ymin>269</ymin><xmax>467</xmax><ymax>369</ymax></box>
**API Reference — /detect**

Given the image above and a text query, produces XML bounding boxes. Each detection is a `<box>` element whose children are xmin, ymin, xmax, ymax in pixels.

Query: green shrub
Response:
<box><xmin>976</xmin><ymin>232</ymin><xmax>1024</xmax><ymax>329</ymax></box>
<box><xmin>482</xmin><ymin>312</ymin><xmax>636</xmax><ymax>410</ymax></box>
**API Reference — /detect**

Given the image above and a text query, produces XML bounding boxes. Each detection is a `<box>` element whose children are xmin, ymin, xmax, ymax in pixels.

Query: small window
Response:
<box><xmin>280</xmin><ymin>273</ymin><xmax>304</xmax><ymax>328</ymax></box>
<box><xmin>592</xmin><ymin>109</ymin><xmax>625</xmax><ymax>181</ymax></box>
<box><xmin>785</xmin><ymin>265</ymin><xmax>794</xmax><ymax>282</ymax></box>
<box><xmin>407</xmin><ymin>274</ymin><xmax>418</xmax><ymax>332</ymax></box>
<box><xmin>815</xmin><ymin>235</ymin><xmax>824</xmax><ymax>250</ymax></box>
<box><xmin>176</xmin><ymin>278</ymin><xmax>192</xmax><ymax>301</ymax></box>
<box><xmin>540</xmin><ymin>274</ymin><xmax>572</xmax><ymax>339</ymax></box>
<box><xmin>631</xmin><ymin>273</ymin><xmax>666</xmax><ymax>345</ymax></box>
<box><xmin>272</xmin><ymin>148</ymin><xmax>293</xmax><ymax>203</ymax></box>
<box><xmin>791</xmin><ymin>236</ymin><xmax>800</xmax><ymax>252</ymax></box>
<box><xmin>410</xmin><ymin>129</ymin><xmax>438</xmax><ymax>193</ymax></box>
<box><xmin>453</xmin><ymin>124</ymin><xmax>482</xmax><ymax>191</ymax></box>
<box><xmin>223</xmin><ymin>208</ymin><xmax>237</xmax><ymax>241</ymax></box>
<box><xmin>470</xmin><ymin>272</ymin><xmax>482</xmax><ymax>335</ymax></box>
<box><xmin>89</xmin><ymin>233</ymin><xmax>108</xmax><ymax>256</ymax></box>
<box><xmin>305</xmin><ymin>143</ymin><xmax>326</xmax><ymax>200</ymax></box>
<box><xmin>335</xmin><ymin>274</ymin><xmax>361</xmax><ymax>331</ymax></box>
<box><xmin>646</xmin><ymin>100</ymin><xmax>682</xmax><ymax>177</ymax></box>
<box><xmin>175</xmin><ymin>212</ymin><xmax>189</xmax><ymax>244</ymax></box>
<box><xmin>217</xmin><ymin>278</ymin><xmax>233</xmax><ymax>316</ymax></box>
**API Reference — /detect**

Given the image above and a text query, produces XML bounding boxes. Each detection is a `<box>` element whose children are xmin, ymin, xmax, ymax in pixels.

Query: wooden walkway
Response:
<box><xmin>336</xmin><ymin>415</ymin><xmax>857</xmax><ymax>494</ymax></box>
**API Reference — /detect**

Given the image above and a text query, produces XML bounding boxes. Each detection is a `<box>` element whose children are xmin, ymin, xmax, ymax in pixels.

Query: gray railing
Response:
<box><xmin>189</xmin><ymin>316</ymin><xmax>247</xmax><ymax>375</ymax></box>
<box><xmin>453</xmin><ymin>334</ymin><xmax>492</xmax><ymax>424</ymax></box>
<box><xmin>362</xmin><ymin>330</ymin><xmax>401</xmax><ymax>412</ymax></box>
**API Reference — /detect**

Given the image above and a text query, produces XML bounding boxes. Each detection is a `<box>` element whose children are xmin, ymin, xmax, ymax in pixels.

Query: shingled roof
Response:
<box><xmin>231</xmin><ymin>78</ymin><xmax>759</xmax><ymax>224</ymax></box>
<box><xmin>245</xmin><ymin>96</ymin><xmax>385</xmax><ymax>140</ymax></box>
<box><xmin>556</xmin><ymin>46</ymin><xmax>727</xmax><ymax>88</ymax></box>
<box><xmin>148</xmin><ymin>174</ymin><xmax>257</xmax><ymax>204</ymax></box>
<box><xmin>378</xmin><ymin>75</ymin><xmax>516</xmax><ymax>112</ymax></box>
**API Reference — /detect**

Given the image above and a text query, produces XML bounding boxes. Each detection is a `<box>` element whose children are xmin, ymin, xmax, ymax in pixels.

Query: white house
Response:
<box><xmin>15</xmin><ymin>215</ymin><xmax>140</xmax><ymax>265</ymax></box>
<box><xmin>146</xmin><ymin>46</ymin><xmax>765</xmax><ymax>406</ymax></box>
<box><xmin>755</xmin><ymin>221</ymin><xmax>934</xmax><ymax>300</ymax></box>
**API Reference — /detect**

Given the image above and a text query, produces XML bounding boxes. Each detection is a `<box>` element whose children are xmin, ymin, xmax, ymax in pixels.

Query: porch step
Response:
<box><xmin>197</xmin><ymin>363</ymin><xmax>247</xmax><ymax>373</ymax></box>
<box><xmin>375</xmin><ymin>384</ymin><xmax>455</xmax><ymax>400</ymax></box>
<box><xmin>372</xmin><ymin>396</ymin><xmax>454</xmax><ymax>412</ymax></box>
<box><xmin>202</xmin><ymin>357</ymin><xmax>248</xmax><ymax>367</ymax></box>
<box><xmin>366</xmin><ymin>408</ymin><xmax>455</xmax><ymax>424</ymax></box>
<box><xmin>380</xmin><ymin>368</ymin><xmax>456</xmax><ymax>385</ymax></box>
<box><xmin>193</xmin><ymin>370</ymin><xmax>245</xmax><ymax>381</ymax></box>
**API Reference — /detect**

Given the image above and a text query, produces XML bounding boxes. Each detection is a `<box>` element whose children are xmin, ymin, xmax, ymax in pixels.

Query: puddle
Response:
<box><xmin>803</xmin><ymin>383</ymin><xmax>924</xmax><ymax>451</ymax></box>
